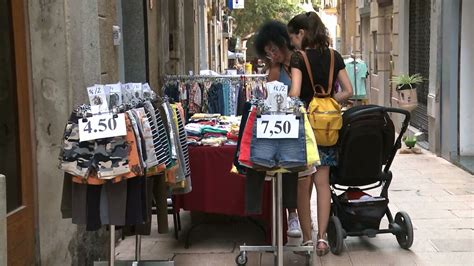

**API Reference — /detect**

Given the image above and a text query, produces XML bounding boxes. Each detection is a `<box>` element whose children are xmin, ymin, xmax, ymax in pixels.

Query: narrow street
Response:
<box><xmin>116</xmin><ymin>149</ymin><xmax>474</xmax><ymax>265</ymax></box>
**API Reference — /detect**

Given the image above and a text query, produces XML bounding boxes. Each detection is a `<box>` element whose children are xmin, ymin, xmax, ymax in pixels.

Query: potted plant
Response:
<box><xmin>390</xmin><ymin>73</ymin><xmax>424</xmax><ymax>112</ymax></box>
<box><xmin>391</xmin><ymin>73</ymin><xmax>424</xmax><ymax>91</ymax></box>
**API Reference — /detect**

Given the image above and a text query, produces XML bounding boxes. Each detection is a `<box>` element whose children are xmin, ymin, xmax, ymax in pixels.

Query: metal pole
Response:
<box><xmin>271</xmin><ymin>176</ymin><xmax>276</xmax><ymax>249</ymax></box>
<box><xmin>276</xmin><ymin>173</ymin><xmax>283</xmax><ymax>266</ymax></box>
<box><xmin>110</xmin><ymin>225</ymin><xmax>115</xmax><ymax>266</ymax></box>
<box><xmin>135</xmin><ymin>235</ymin><xmax>141</xmax><ymax>261</ymax></box>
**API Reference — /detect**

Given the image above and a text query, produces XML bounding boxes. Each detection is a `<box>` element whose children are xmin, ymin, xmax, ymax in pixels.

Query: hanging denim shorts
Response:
<box><xmin>249</xmin><ymin>116</ymin><xmax>306</xmax><ymax>170</ymax></box>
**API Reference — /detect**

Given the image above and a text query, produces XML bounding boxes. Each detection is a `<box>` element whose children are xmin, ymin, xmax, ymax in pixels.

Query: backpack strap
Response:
<box><xmin>298</xmin><ymin>48</ymin><xmax>335</xmax><ymax>97</ymax></box>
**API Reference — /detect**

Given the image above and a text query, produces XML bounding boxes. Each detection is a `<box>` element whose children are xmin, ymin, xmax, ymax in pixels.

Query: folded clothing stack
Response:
<box><xmin>184</xmin><ymin>113</ymin><xmax>241</xmax><ymax>146</ymax></box>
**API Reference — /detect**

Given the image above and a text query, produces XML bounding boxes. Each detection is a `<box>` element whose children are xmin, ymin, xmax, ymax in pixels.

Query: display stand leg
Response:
<box><xmin>94</xmin><ymin>226</ymin><xmax>174</xmax><ymax>266</ymax></box>
<box><xmin>135</xmin><ymin>235</ymin><xmax>141</xmax><ymax>261</ymax></box>
<box><xmin>272</xmin><ymin>176</ymin><xmax>276</xmax><ymax>248</ymax></box>
<box><xmin>275</xmin><ymin>173</ymin><xmax>283</xmax><ymax>266</ymax></box>
<box><xmin>110</xmin><ymin>225</ymin><xmax>116</xmax><ymax>266</ymax></box>
<box><xmin>237</xmin><ymin>173</ymin><xmax>313</xmax><ymax>265</ymax></box>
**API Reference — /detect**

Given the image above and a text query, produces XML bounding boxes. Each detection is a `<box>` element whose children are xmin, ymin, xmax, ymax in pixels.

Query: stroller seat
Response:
<box><xmin>327</xmin><ymin>105</ymin><xmax>414</xmax><ymax>255</ymax></box>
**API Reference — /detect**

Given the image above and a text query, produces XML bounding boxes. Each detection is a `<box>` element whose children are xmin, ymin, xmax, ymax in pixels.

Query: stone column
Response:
<box><xmin>146</xmin><ymin>0</ymin><xmax>160</xmax><ymax>90</ymax></box>
<box><xmin>440</xmin><ymin>0</ymin><xmax>461</xmax><ymax>160</ymax></box>
<box><xmin>198</xmin><ymin>0</ymin><xmax>209</xmax><ymax>71</ymax></box>
<box><xmin>184</xmin><ymin>0</ymin><xmax>199</xmax><ymax>74</ymax></box>
<box><xmin>157</xmin><ymin>0</ymin><xmax>170</xmax><ymax>89</ymax></box>
<box><xmin>28</xmin><ymin>0</ymin><xmax>118</xmax><ymax>264</ymax></box>
<box><xmin>427</xmin><ymin>0</ymin><xmax>442</xmax><ymax>154</ymax></box>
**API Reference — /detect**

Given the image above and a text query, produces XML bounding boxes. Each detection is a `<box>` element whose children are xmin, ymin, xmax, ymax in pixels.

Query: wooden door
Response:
<box><xmin>0</xmin><ymin>0</ymin><xmax>36</xmax><ymax>265</ymax></box>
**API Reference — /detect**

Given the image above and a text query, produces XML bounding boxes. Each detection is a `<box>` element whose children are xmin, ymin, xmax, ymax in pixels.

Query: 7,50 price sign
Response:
<box><xmin>78</xmin><ymin>113</ymin><xmax>127</xmax><ymax>142</ymax></box>
<box><xmin>256</xmin><ymin>115</ymin><xmax>299</xmax><ymax>139</ymax></box>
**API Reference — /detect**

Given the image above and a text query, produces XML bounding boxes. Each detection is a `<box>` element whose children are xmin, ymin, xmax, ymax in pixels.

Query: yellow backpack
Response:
<box><xmin>299</xmin><ymin>49</ymin><xmax>342</xmax><ymax>147</ymax></box>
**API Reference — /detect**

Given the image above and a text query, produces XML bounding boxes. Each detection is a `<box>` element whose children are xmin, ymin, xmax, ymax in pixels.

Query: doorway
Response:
<box><xmin>408</xmin><ymin>0</ymin><xmax>431</xmax><ymax>149</ymax></box>
<box><xmin>0</xmin><ymin>0</ymin><xmax>36</xmax><ymax>264</ymax></box>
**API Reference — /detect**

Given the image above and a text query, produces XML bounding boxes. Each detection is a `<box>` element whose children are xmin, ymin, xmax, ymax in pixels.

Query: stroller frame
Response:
<box><xmin>327</xmin><ymin>105</ymin><xmax>414</xmax><ymax>255</ymax></box>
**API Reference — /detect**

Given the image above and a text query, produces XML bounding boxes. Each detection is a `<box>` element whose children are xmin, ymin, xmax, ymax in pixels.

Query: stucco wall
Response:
<box><xmin>28</xmin><ymin>0</ymin><xmax>118</xmax><ymax>264</ymax></box>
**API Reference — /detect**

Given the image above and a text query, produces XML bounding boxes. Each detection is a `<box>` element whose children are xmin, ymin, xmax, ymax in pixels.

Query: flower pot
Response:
<box><xmin>396</xmin><ymin>86</ymin><xmax>418</xmax><ymax>112</ymax></box>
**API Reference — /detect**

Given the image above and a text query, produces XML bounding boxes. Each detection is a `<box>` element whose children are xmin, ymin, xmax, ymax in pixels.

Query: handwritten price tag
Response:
<box><xmin>78</xmin><ymin>113</ymin><xmax>127</xmax><ymax>142</ymax></box>
<box><xmin>265</xmin><ymin>81</ymin><xmax>288</xmax><ymax>112</ymax></box>
<box><xmin>87</xmin><ymin>85</ymin><xmax>109</xmax><ymax>114</ymax></box>
<box><xmin>256</xmin><ymin>115</ymin><xmax>299</xmax><ymax>139</ymax></box>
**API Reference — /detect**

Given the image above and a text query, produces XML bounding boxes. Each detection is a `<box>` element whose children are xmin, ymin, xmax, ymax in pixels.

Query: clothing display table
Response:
<box><xmin>173</xmin><ymin>145</ymin><xmax>284</xmax><ymax>246</ymax></box>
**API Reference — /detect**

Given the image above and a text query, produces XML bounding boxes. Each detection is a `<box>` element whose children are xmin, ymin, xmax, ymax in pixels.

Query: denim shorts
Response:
<box><xmin>250</xmin><ymin>116</ymin><xmax>306</xmax><ymax>170</ymax></box>
<box><xmin>318</xmin><ymin>145</ymin><xmax>337</xmax><ymax>166</ymax></box>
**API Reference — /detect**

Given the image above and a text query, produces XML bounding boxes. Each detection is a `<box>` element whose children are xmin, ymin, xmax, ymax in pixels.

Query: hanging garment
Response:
<box><xmin>127</xmin><ymin>110</ymin><xmax>147</xmax><ymax>170</ymax></box>
<box><xmin>345</xmin><ymin>59</ymin><xmax>368</xmax><ymax>98</ymax></box>
<box><xmin>188</xmin><ymin>82</ymin><xmax>202</xmax><ymax>114</ymax></box>
<box><xmin>249</xmin><ymin>115</ymin><xmax>307</xmax><ymax>170</ymax></box>
<box><xmin>303</xmin><ymin>107</ymin><xmax>320</xmax><ymax>167</ymax></box>
<box><xmin>238</xmin><ymin>106</ymin><xmax>257</xmax><ymax>168</ymax></box>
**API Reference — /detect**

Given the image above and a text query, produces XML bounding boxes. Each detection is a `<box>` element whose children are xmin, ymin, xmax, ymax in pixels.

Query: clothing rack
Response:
<box><xmin>162</xmin><ymin>74</ymin><xmax>268</xmax><ymax>117</ymax></box>
<box><xmin>236</xmin><ymin>104</ymin><xmax>313</xmax><ymax>265</ymax></box>
<box><xmin>164</xmin><ymin>74</ymin><xmax>267</xmax><ymax>80</ymax></box>
<box><xmin>72</xmin><ymin>87</ymin><xmax>181</xmax><ymax>265</ymax></box>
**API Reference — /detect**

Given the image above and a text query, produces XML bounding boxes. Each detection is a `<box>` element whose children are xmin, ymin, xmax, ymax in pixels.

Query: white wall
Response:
<box><xmin>459</xmin><ymin>0</ymin><xmax>474</xmax><ymax>155</ymax></box>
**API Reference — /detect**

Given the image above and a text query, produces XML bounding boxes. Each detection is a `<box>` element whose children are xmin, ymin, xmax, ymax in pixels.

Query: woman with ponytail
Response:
<box><xmin>287</xmin><ymin>12</ymin><xmax>353</xmax><ymax>256</ymax></box>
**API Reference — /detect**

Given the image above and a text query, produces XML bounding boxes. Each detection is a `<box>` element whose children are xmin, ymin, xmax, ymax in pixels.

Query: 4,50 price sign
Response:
<box><xmin>78</xmin><ymin>113</ymin><xmax>127</xmax><ymax>142</ymax></box>
<box><xmin>256</xmin><ymin>115</ymin><xmax>299</xmax><ymax>139</ymax></box>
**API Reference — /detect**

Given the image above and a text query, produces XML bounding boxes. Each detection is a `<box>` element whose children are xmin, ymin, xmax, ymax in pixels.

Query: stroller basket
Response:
<box><xmin>335</xmin><ymin>196</ymin><xmax>388</xmax><ymax>232</ymax></box>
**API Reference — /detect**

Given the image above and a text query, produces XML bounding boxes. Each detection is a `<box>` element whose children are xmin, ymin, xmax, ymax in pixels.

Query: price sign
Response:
<box><xmin>105</xmin><ymin>83</ymin><xmax>122</xmax><ymax>109</ymax></box>
<box><xmin>87</xmin><ymin>84</ymin><xmax>109</xmax><ymax>114</ymax></box>
<box><xmin>78</xmin><ymin>113</ymin><xmax>127</xmax><ymax>142</ymax></box>
<box><xmin>256</xmin><ymin>115</ymin><xmax>299</xmax><ymax>139</ymax></box>
<box><xmin>265</xmin><ymin>81</ymin><xmax>288</xmax><ymax>112</ymax></box>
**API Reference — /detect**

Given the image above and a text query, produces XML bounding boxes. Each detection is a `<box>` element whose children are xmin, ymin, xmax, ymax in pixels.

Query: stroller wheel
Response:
<box><xmin>395</xmin><ymin>211</ymin><xmax>414</xmax><ymax>249</ymax></box>
<box><xmin>328</xmin><ymin>216</ymin><xmax>344</xmax><ymax>255</ymax></box>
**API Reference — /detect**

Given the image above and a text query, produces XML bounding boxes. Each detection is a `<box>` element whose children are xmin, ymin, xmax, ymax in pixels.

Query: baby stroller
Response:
<box><xmin>327</xmin><ymin>105</ymin><xmax>414</xmax><ymax>254</ymax></box>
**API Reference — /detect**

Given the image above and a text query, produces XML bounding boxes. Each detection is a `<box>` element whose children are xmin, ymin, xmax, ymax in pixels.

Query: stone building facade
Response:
<box><xmin>1</xmin><ymin>0</ymin><xmax>229</xmax><ymax>265</ymax></box>
<box><xmin>338</xmin><ymin>0</ymin><xmax>474</xmax><ymax>172</ymax></box>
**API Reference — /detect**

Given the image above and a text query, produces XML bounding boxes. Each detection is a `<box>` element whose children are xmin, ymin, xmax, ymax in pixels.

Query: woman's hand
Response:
<box><xmin>334</xmin><ymin>69</ymin><xmax>353</xmax><ymax>103</ymax></box>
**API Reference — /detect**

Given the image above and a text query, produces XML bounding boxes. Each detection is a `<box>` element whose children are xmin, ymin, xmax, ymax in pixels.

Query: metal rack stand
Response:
<box><xmin>94</xmin><ymin>225</ymin><xmax>174</xmax><ymax>266</ymax></box>
<box><xmin>236</xmin><ymin>173</ymin><xmax>313</xmax><ymax>266</ymax></box>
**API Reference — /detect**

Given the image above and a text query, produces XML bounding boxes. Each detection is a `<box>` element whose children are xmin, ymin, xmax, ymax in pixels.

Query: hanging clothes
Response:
<box><xmin>59</xmin><ymin>95</ymin><xmax>192</xmax><ymax>233</ymax></box>
<box><xmin>162</xmin><ymin>75</ymin><xmax>267</xmax><ymax>118</ymax></box>
<box><xmin>344</xmin><ymin>58</ymin><xmax>368</xmax><ymax>98</ymax></box>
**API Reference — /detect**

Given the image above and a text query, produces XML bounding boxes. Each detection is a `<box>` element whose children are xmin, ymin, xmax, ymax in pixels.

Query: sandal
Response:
<box><xmin>316</xmin><ymin>239</ymin><xmax>329</xmax><ymax>256</ymax></box>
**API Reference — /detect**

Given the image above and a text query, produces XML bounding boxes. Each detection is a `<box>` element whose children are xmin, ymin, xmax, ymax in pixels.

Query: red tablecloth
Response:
<box><xmin>173</xmin><ymin>145</ymin><xmax>286</xmax><ymax>242</ymax></box>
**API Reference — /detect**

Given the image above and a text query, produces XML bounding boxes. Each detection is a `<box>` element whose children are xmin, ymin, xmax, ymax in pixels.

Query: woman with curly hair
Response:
<box><xmin>254</xmin><ymin>20</ymin><xmax>318</xmax><ymax>239</ymax></box>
